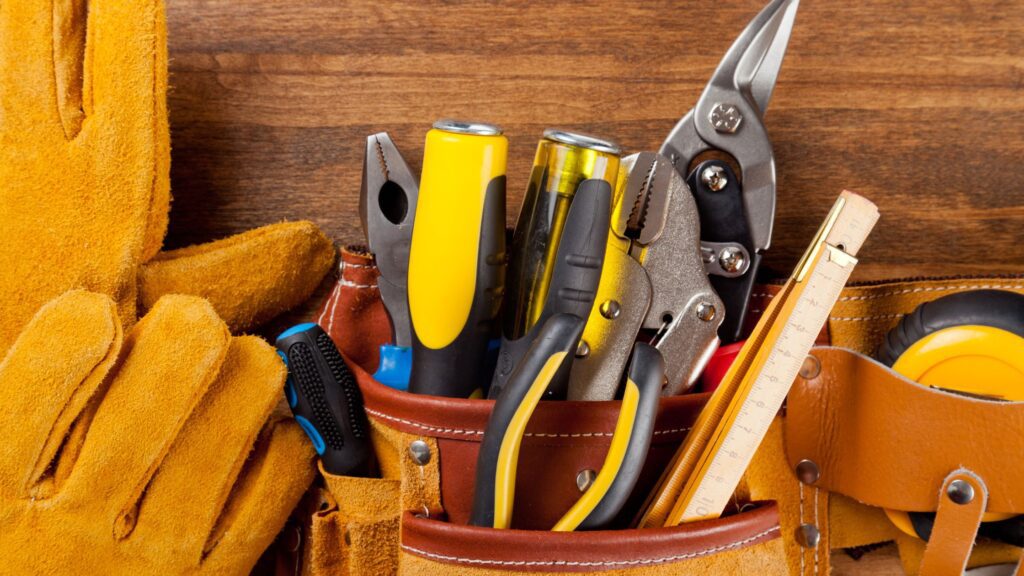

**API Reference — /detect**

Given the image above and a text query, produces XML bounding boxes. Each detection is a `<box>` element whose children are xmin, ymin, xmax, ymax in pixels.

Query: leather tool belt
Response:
<box><xmin>290</xmin><ymin>246</ymin><xmax>1024</xmax><ymax>576</ymax></box>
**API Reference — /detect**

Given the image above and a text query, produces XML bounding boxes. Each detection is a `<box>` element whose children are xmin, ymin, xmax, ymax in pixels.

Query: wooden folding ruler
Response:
<box><xmin>640</xmin><ymin>190</ymin><xmax>879</xmax><ymax>526</ymax></box>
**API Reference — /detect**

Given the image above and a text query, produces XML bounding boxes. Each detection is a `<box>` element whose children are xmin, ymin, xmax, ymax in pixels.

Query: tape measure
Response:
<box><xmin>878</xmin><ymin>289</ymin><xmax>1024</xmax><ymax>540</ymax></box>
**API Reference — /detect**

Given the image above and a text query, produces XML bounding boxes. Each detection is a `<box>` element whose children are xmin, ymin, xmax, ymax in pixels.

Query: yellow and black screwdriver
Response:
<box><xmin>492</xmin><ymin>130</ymin><xmax>620</xmax><ymax>400</ymax></box>
<box><xmin>407</xmin><ymin>120</ymin><xmax>508</xmax><ymax>398</ymax></box>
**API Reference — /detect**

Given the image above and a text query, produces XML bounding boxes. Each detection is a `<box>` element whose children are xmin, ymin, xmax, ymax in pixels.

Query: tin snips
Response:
<box><xmin>660</xmin><ymin>0</ymin><xmax>800</xmax><ymax>343</ymax></box>
<box><xmin>568</xmin><ymin>0</ymin><xmax>799</xmax><ymax>399</ymax></box>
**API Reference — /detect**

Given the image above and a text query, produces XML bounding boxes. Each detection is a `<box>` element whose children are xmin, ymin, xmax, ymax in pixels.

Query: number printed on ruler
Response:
<box><xmin>685</xmin><ymin>245</ymin><xmax>857</xmax><ymax>519</ymax></box>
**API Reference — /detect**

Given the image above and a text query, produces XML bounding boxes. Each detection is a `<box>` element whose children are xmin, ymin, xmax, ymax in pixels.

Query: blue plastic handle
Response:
<box><xmin>374</xmin><ymin>345</ymin><xmax>412</xmax><ymax>391</ymax></box>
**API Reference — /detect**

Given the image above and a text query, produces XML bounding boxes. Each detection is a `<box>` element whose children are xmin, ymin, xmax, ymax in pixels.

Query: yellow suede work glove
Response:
<box><xmin>0</xmin><ymin>0</ymin><xmax>335</xmax><ymax>353</ymax></box>
<box><xmin>0</xmin><ymin>290</ymin><xmax>316</xmax><ymax>574</ymax></box>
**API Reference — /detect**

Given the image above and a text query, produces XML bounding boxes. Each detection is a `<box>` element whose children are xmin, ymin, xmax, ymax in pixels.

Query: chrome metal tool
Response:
<box><xmin>659</xmin><ymin>0</ymin><xmax>800</xmax><ymax>343</ymax></box>
<box><xmin>360</xmin><ymin>132</ymin><xmax>419</xmax><ymax>388</ymax></box>
<box><xmin>568</xmin><ymin>153</ymin><xmax>722</xmax><ymax>400</ymax></box>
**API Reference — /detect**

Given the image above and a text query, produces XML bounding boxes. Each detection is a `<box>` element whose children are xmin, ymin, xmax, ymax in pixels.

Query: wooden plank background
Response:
<box><xmin>163</xmin><ymin>2</ymin><xmax>1023</xmax><ymax>573</ymax></box>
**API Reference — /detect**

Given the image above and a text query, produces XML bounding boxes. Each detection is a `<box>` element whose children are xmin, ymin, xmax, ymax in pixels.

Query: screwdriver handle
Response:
<box><xmin>490</xmin><ymin>178</ymin><xmax>611</xmax><ymax>400</ymax></box>
<box><xmin>408</xmin><ymin>122</ymin><xmax>508</xmax><ymax>398</ymax></box>
<box><xmin>275</xmin><ymin>323</ymin><xmax>373</xmax><ymax>477</ymax></box>
<box><xmin>470</xmin><ymin>314</ymin><xmax>586</xmax><ymax>528</ymax></box>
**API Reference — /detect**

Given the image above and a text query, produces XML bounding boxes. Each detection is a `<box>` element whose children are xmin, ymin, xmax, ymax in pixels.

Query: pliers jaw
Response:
<box><xmin>618</xmin><ymin>153</ymin><xmax>724</xmax><ymax>394</ymax></box>
<box><xmin>360</xmin><ymin>132</ymin><xmax>420</xmax><ymax>347</ymax></box>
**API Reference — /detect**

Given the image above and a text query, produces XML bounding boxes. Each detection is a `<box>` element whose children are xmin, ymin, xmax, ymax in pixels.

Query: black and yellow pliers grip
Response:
<box><xmin>553</xmin><ymin>343</ymin><xmax>664</xmax><ymax>531</ymax></box>
<box><xmin>470</xmin><ymin>313</ymin><xmax>586</xmax><ymax>529</ymax></box>
<box><xmin>470</xmin><ymin>327</ymin><xmax>665</xmax><ymax>530</ymax></box>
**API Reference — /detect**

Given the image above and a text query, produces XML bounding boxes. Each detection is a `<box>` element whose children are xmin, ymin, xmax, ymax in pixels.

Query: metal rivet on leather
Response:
<box><xmin>576</xmin><ymin>469</ymin><xmax>597</xmax><ymax>492</ymax></box>
<box><xmin>947</xmin><ymin>479</ymin><xmax>975</xmax><ymax>505</ymax></box>
<box><xmin>795</xmin><ymin>459</ymin><xmax>820</xmax><ymax>485</ymax></box>
<box><xmin>409</xmin><ymin>439</ymin><xmax>431</xmax><ymax>466</ymax></box>
<box><xmin>798</xmin><ymin>353</ymin><xmax>821</xmax><ymax>380</ymax></box>
<box><xmin>796</xmin><ymin>523</ymin><xmax>821</xmax><ymax>548</ymax></box>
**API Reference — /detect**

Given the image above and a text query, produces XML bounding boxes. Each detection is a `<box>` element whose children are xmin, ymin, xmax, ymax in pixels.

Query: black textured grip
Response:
<box><xmin>576</xmin><ymin>343</ymin><xmax>664</xmax><ymax>530</ymax></box>
<box><xmin>490</xmin><ymin>179</ymin><xmax>611</xmax><ymax>400</ymax></box>
<box><xmin>290</xmin><ymin>341</ymin><xmax>347</xmax><ymax>450</ymax></box>
<box><xmin>409</xmin><ymin>176</ymin><xmax>506</xmax><ymax>397</ymax></box>
<box><xmin>878</xmin><ymin>289</ymin><xmax>1024</xmax><ymax>366</ymax></box>
<box><xmin>470</xmin><ymin>314</ymin><xmax>586</xmax><ymax>527</ymax></box>
<box><xmin>276</xmin><ymin>324</ymin><xmax>373</xmax><ymax>476</ymax></box>
<box><xmin>317</xmin><ymin>331</ymin><xmax>366</xmax><ymax>439</ymax></box>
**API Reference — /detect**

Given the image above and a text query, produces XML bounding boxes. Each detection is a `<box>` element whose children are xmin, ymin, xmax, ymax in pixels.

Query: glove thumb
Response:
<box><xmin>138</xmin><ymin>221</ymin><xmax>335</xmax><ymax>333</ymax></box>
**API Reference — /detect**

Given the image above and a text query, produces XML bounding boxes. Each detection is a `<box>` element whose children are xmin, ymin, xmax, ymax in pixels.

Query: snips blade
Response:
<box><xmin>360</xmin><ymin>132</ymin><xmax>419</xmax><ymax>347</ymax></box>
<box><xmin>660</xmin><ymin>0</ymin><xmax>799</xmax><ymax>254</ymax></box>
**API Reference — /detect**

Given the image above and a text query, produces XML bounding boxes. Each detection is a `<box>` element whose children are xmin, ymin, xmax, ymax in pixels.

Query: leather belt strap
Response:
<box><xmin>920</xmin><ymin>470</ymin><xmax>988</xmax><ymax>576</ymax></box>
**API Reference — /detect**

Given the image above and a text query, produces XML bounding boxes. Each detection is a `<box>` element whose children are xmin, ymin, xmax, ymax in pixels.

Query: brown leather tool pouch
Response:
<box><xmin>304</xmin><ymin>255</ymin><xmax>1024</xmax><ymax>575</ymax></box>
<box><xmin>295</xmin><ymin>247</ymin><xmax>788</xmax><ymax>575</ymax></box>
<box><xmin>781</xmin><ymin>347</ymin><xmax>1024</xmax><ymax>576</ymax></box>
<box><xmin>300</xmin><ymin>363</ymin><xmax>787</xmax><ymax>575</ymax></box>
<box><xmin>738</xmin><ymin>276</ymin><xmax>1024</xmax><ymax>576</ymax></box>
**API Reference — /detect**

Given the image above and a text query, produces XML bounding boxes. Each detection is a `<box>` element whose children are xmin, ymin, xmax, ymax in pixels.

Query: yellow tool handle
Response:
<box><xmin>505</xmin><ymin>132</ymin><xmax>620</xmax><ymax>339</ymax></box>
<box><xmin>408</xmin><ymin>121</ymin><xmax>508</xmax><ymax>397</ymax></box>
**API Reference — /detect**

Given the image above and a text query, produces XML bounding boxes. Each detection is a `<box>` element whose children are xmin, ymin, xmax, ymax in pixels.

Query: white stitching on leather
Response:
<box><xmin>319</xmin><ymin>282</ymin><xmax>341</xmax><ymax>332</ymax></box>
<box><xmin>338</xmin><ymin>259</ymin><xmax>378</xmax><ymax>289</ymax></box>
<box><xmin>339</xmin><ymin>278</ymin><xmax>378</xmax><ymax>289</ymax></box>
<box><xmin>813</xmin><ymin>486</ymin><xmax>820</xmax><ymax>575</ymax></box>
<box><xmin>837</xmin><ymin>284</ymin><xmax>1024</xmax><ymax>302</ymax></box>
<box><xmin>799</xmin><ymin>481</ymin><xmax>806</xmax><ymax>575</ymax></box>
<box><xmin>753</xmin><ymin>285</ymin><xmax>1024</xmax><ymax>324</ymax></box>
<box><xmin>401</xmin><ymin>526</ymin><xmax>780</xmax><ymax>568</ymax></box>
<box><xmin>365</xmin><ymin>408</ymin><xmax>689</xmax><ymax>439</ymax></box>
<box><xmin>366</xmin><ymin>408</ymin><xmax>484</xmax><ymax>436</ymax></box>
<box><xmin>829</xmin><ymin>313</ymin><xmax>904</xmax><ymax>322</ymax></box>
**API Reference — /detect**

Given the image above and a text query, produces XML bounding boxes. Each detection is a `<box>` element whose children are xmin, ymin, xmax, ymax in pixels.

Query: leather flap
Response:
<box><xmin>400</xmin><ymin>504</ymin><xmax>780</xmax><ymax>573</ymax></box>
<box><xmin>784</xmin><ymin>347</ymin><xmax>1024</xmax><ymax>514</ymax></box>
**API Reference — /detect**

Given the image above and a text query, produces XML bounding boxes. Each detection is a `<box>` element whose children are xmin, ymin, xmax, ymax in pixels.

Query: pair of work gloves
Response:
<box><xmin>0</xmin><ymin>0</ymin><xmax>334</xmax><ymax>572</ymax></box>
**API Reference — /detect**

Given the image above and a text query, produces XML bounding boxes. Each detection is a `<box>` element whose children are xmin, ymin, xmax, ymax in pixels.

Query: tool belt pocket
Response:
<box><xmin>399</xmin><ymin>504</ymin><xmax>783</xmax><ymax>574</ymax></box>
<box><xmin>782</xmin><ymin>346</ymin><xmax>1024</xmax><ymax>573</ymax></box>
<box><xmin>302</xmin><ymin>365</ymin><xmax>789</xmax><ymax>575</ymax></box>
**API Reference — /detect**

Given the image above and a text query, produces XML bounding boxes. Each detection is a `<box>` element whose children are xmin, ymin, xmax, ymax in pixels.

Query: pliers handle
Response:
<box><xmin>471</xmin><ymin>314</ymin><xmax>664</xmax><ymax>531</ymax></box>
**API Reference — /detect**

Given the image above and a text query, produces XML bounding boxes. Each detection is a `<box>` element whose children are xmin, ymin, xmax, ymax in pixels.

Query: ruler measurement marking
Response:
<box><xmin>681</xmin><ymin>246</ymin><xmax>855</xmax><ymax>520</ymax></box>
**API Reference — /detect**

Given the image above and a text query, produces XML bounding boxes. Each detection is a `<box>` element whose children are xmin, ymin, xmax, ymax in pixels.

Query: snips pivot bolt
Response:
<box><xmin>409</xmin><ymin>440</ymin><xmax>431</xmax><ymax>466</ymax></box>
<box><xmin>718</xmin><ymin>246</ymin><xmax>745</xmax><ymax>273</ymax></box>
<box><xmin>709</xmin><ymin>103</ymin><xmax>743</xmax><ymax>133</ymax></box>
<box><xmin>701</xmin><ymin>165</ymin><xmax>729</xmax><ymax>191</ymax></box>
<box><xmin>795</xmin><ymin>459</ymin><xmax>820</xmax><ymax>485</ymax></box>
<box><xmin>696</xmin><ymin>302</ymin><xmax>717</xmax><ymax>322</ymax></box>
<box><xmin>947</xmin><ymin>479</ymin><xmax>975</xmax><ymax>505</ymax></box>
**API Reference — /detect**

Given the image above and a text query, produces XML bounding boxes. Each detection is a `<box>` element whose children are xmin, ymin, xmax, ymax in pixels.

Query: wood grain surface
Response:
<box><xmin>163</xmin><ymin>2</ymin><xmax>1022</xmax><ymax>573</ymax></box>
